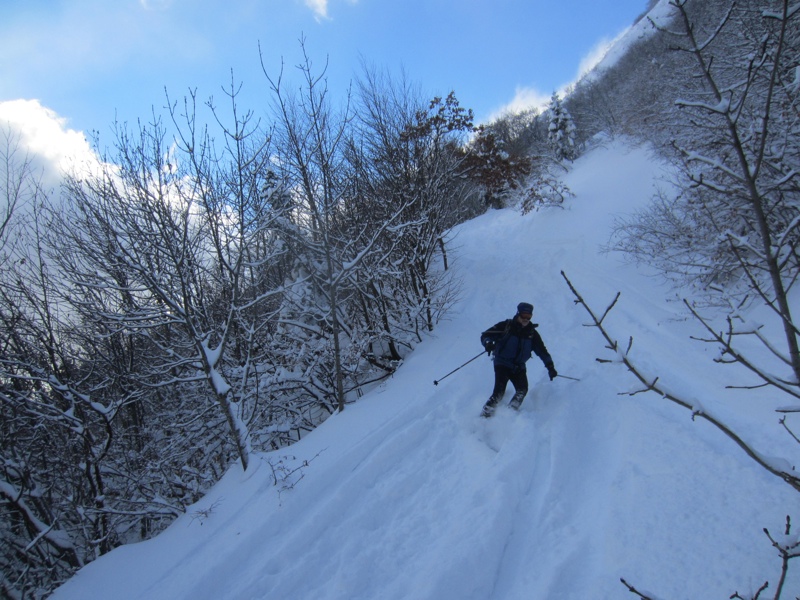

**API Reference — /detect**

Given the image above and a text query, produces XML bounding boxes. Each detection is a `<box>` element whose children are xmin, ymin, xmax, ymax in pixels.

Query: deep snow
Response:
<box><xmin>51</xmin><ymin>139</ymin><xmax>800</xmax><ymax>599</ymax></box>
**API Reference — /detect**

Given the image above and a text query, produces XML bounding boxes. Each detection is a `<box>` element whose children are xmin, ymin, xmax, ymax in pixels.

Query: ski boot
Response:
<box><xmin>509</xmin><ymin>390</ymin><xmax>527</xmax><ymax>411</ymax></box>
<box><xmin>481</xmin><ymin>394</ymin><xmax>501</xmax><ymax>418</ymax></box>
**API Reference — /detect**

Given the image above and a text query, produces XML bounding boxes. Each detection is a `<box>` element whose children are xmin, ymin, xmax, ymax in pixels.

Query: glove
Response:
<box><xmin>547</xmin><ymin>364</ymin><xmax>558</xmax><ymax>381</ymax></box>
<box><xmin>483</xmin><ymin>339</ymin><xmax>495</xmax><ymax>354</ymax></box>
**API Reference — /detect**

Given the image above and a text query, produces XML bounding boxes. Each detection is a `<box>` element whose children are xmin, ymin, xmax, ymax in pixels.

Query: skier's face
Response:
<box><xmin>517</xmin><ymin>313</ymin><xmax>531</xmax><ymax>324</ymax></box>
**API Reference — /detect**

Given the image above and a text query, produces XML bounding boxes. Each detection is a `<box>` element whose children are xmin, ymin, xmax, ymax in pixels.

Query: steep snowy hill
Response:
<box><xmin>52</xmin><ymin>140</ymin><xmax>800</xmax><ymax>599</ymax></box>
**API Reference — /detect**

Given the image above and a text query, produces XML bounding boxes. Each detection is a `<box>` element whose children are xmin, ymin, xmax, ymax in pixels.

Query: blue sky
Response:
<box><xmin>1</xmin><ymin>0</ymin><xmax>648</xmax><ymax>137</ymax></box>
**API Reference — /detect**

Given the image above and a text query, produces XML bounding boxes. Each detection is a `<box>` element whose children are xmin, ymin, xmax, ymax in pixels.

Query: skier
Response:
<box><xmin>480</xmin><ymin>302</ymin><xmax>557</xmax><ymax>417</ymax></box>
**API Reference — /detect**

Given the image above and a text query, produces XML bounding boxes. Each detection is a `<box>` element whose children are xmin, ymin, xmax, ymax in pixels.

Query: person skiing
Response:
<box><xmin>479</xmin><ymin>301</ymin><xmax>557</xmax><ymax>417</ymax></box>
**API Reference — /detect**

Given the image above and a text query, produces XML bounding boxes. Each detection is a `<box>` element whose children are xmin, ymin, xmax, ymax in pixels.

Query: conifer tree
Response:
<box><xmin>547</xmin><ymin>92</ymin><xmax>577</xmax><ymax>161</ymax></box>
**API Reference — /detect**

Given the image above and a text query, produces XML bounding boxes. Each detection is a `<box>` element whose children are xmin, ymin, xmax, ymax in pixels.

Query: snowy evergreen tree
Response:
<box><xmin>547</xmin><ymin>92</ymin><xmax>577</xmax><ymax>161</ymax></box>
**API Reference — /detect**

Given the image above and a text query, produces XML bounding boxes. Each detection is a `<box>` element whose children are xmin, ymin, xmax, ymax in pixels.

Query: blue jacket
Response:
<box><xmin>481</xmin><ymin>318</ymin><xmax>553</xmax><ymax>371</ymax></box>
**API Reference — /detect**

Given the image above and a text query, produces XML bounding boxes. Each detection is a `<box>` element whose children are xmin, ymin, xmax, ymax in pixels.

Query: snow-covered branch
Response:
<box><xmin>562</xmin><ymin>271</ymin><xmax>800</xmax><ymax>494</ymax></box>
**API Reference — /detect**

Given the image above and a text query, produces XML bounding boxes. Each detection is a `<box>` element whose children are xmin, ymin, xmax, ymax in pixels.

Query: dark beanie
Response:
<box><xmin>517</xmin><ymin>302</ymin><xmax>533</xmax><ymax>315</ymax></box>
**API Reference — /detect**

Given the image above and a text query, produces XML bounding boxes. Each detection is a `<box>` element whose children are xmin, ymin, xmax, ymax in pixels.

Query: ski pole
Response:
<box><xmin>433</xmin><ymin>351</ymin><xmax>486</xmax><ymax>386</ymax></box>
<box><xmin>556</xmin><ymin>374</ymin><xmax>580</xmax><ymax>381</ymax></box>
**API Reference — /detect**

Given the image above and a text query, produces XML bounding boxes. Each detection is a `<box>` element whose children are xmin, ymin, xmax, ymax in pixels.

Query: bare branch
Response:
<box><xmin>562</xmin><ymin>271</ymin><xmax>800</xmax><ymax>494</ymax></box>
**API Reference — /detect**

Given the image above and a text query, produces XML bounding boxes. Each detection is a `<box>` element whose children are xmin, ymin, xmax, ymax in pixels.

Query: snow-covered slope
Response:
<box><xmin>52</xmin><ymin>140</ymin><xmax>800</xmax><ymax>599</ymax></box>
<box><xmin>589</xmin><ymin>0</ymin><xmax>676</xmax><ymax>76</ymax></box>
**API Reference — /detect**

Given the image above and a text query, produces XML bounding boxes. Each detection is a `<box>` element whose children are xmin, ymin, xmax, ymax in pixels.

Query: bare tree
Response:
<box><xmin>560</xmin><ymin>4</ymin><xmax>800</xmax><ymax>596</ymax></box>
<box><xmin>263</xmin><ymin>47</ymin><xmax>466</xmax><ymax>412</ymax></box>
<box><xmin>612</xmin><ymin>0</ymin><xmax>800</xmax><ymax>382</ymax></box>
<box><xmin>0</xmin><ymin>130</ymin><xmax>137</xmax><ymax>598</ymax></box>
<box><xmin>356</xmin><ymin>83</ymin><xmax>474</xmax><ymax>332</ymax></box>
<box><xmin>52</xmin><ymin>83</ymin><xmax>288</xmax><ymax>471</ymax></box>
<box><xmin>0</xmin><ymin>125</ymin><xmax>37</xmax><ymax>259</ymax></box>
<box><xmin>564</xmin><ymin>269</ymin><xmax>800</xmax><ymax>598</ymax></box>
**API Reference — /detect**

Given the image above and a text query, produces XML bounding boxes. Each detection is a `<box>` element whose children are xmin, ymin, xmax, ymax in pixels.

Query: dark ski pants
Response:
<box><xmin>490</xmin><ymin>364</ymin><xmax>528</xmax><ymax>401</ymax></box>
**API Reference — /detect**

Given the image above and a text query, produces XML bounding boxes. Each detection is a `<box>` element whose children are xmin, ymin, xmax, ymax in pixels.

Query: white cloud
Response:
<box><xmin>486</xmin><ymin>27</ymin><xmax>630</xmax><ymax>124</ymax></box>
<box><xmin>576</xmin><ymin>37</ymin><xmax>615</xmax><ymax>80</ymax></box>
<box><xmin>139</xmin><ymin>0</ymin><xmax>173</xmax><ymax>10</ymax></box>
<box><xmin>485</xmin><ymin>86</ymin><xmax>551</xmax><ymax>123</ymax></box>
<box><xmin>0</xmin><ymin>99</ymin><xmax>100</xmax><ymax>186</ymax></box>
<box><xmin>304</xmin><ymin>0</ymin><xmax>358</xmax><ymax>22</ymax></box>
<box><xmin>305</xmin><ymin>0</ymin><xmax>329</xmax><ymax>21</ymax></box>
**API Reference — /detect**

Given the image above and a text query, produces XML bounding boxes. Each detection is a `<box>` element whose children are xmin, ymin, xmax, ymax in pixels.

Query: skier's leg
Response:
<box><xmin>509</xmin><ymin>369</ymin><xmax>529</xmax><ymax>410</ymax></box>
<box><xmin>481</xmin><ymin>398</ymin><xmax>500</xmax><ymax>418</ymax></box>
<box><xmin>509</xmin><ymin>390</ymin><xmax>527</xmax><ymax>410</ymax></box>
<box><xmin>482</xmin><ymin>366</ymin><xmax>511</xmax><ymax>417</ymax></box>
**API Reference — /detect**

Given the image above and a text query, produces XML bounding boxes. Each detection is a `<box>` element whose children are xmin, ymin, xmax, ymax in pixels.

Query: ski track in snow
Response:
<box><xmin>52</xmin><ymin>140</ymin><xmax>800</xmax><ymax>600</ymax></box>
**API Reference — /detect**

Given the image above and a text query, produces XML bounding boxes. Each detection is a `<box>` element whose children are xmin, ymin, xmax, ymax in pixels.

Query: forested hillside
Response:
<box><xmin>2</xmin><ymin>0</ymin><xmax>799</xmax><ymax>597</ymax></box>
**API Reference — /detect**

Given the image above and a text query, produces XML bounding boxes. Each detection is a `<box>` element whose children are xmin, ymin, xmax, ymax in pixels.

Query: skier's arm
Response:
<box><xmin>480</xmin><ymin>320</ymin><xmax>508</xmax><ymax>346</ymax></box>
<box><xmin>531</xmin><ymin>330</ymin><xmax>554</xmax><ymax>367</ymax></box>
<box><xmin>480</xmin><ymin>320</ymin><xmax>508</xmax><ymax>353</ymax></box>
<box><xmin>531</xmin><ymin>330</ymin><xmax>558</xmax><ymax>380</ymax></box>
